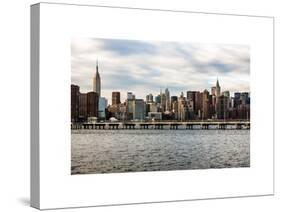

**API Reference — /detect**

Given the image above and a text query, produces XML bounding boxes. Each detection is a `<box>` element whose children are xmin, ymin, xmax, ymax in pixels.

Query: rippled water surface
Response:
<box><xmin>71</xmin><ymin>130</ymin><xmax>250</xmax><ymax>174</ymax></box>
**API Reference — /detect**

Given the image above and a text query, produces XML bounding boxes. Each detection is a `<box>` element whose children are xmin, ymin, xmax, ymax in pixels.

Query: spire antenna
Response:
<box><xmin>96</xmin><ymin>59</ymin><xmax>99</xmax><ymax>73</ymax></box>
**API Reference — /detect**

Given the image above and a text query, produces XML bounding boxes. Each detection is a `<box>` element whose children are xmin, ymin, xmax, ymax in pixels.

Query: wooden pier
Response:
<box><xmin>71</xmin><ymin>121</ymin><xmax>250</xmax><ymax>130</ymax></box>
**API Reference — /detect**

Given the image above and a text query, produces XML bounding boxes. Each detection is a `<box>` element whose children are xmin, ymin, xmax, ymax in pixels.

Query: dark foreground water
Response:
<box><xmin>71</xmin><ymin>130</ymin><xmax>250</xmax><ymax>174</ymax></box>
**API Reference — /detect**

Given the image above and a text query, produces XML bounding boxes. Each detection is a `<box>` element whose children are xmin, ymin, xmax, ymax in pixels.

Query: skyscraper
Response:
<box><xmin>112</xmin><ymin>91</ymin><xmax>121</xmax><ymax>105</ymax></box>
<box><xmin>93</xmin><ymin>60</ymin><xmax>101</xmax><ymax>96</ymax></box>
<box><xmin>202</xmin><ymin>89</ymin><xmax>210</xmax><ymax>119</ymax></box>
<box><xmin>160</xmin><ymin>92</ymin><xmax>166</xmax><ymax>112</ymax></box>
<box><xmin>211</xmin><ymin>86</ymin><xmax>216</xmax><ymax>96</ymax></box>
<box><xmin>71</xmin><ymin>84</ymin><xmax>80</xmax><ymax>122</ymax></box>
<box><xmin>187</xmin><ymin>91</ymin><xmax>196</xmax><ymax>111</ymax></box>
<box><xmin>215</xmin><ymin>78</ymin><xmax>221</xmax><ymax>97</ymax></box>
<box><xmin>195</xmin><ymin>91</ymin><xmax>203</xmax><ymax>117</ymax></box>
<box><xmin>98</xmin><ymin>97</ymin><xmax>108</xmax><ymax>119</ymax></box>
<box><xmin>87</xmin><ymin>91</ymin><xmax>99</xmax><ymax>118</ymax></box>
<box><xmin>127</xmin><ymin>92</ymin><xmax>135</xmax><ymax>100</ymax></box>
<box><xmin>155</xmin><ymin>94</ymin><xmax>161</xmax><ymax>104</ymax></box>
<box><xmin>146</xmin><ymin>93</ymin><xmax>153</xmax><ymax>103</ymax></box>
<box><xmin>234</xmin><ymin>92</ymin><xmax>242</xmax><ymax>108</ymax></box>
<box><xmin>78</xmin><ymin>93</ymin><xmax>87</xmax><ymax>121</ymax></box>
<box><xmin>165</xmin><ymin>88</ymin><xmax>171</xmax><ymax>111</ymax></box>
<box><xmin>217</xmin><ymin>95</ymin><xmax>229</xmax><ymax>120</ymax></box>
<box><xmin>132</xmin><ymin>99</ymin><xmax>145</xmax><ymax>120</ymax></box>
<box><xmin>222</xmin><ymin>91</ymin><xmax>230</xmax><ymax>97</ymax></box>
<box><xmin>178</xmin><ymin>92</ymin><xmax>187</xmax><ymax>121</ymax></box>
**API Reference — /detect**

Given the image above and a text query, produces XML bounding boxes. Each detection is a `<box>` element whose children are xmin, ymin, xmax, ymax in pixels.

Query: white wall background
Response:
<box><xmin>0</xmin><ymin>0</ymin><xmax>280</xmax><ymax>211</ymax></box>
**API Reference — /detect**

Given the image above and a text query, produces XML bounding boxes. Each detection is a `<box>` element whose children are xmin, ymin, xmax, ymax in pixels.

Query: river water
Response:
<box><xmin>71</xmin><ymin>129</ymin><xmax>250</xmax><ymax>174</ymax></box>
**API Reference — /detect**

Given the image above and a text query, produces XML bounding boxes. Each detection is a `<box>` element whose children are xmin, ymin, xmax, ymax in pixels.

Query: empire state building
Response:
<box><xmin>93</xmin><ymin>60</ymin><xmax>101</xmax><ymax>96</ymax></box>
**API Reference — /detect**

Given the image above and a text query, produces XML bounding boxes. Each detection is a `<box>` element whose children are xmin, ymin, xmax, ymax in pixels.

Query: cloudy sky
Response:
<box><xmin>71</xmin><ymin>38</ymin><xmax>250</xmax><ymax>103</ymax></box>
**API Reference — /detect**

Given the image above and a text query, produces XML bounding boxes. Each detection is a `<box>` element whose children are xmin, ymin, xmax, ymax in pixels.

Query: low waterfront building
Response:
<box><xmin>146</xmin><ymin>102</ymin><xmax>158</xmax><ymax>113</ymax></box>
<box><xmin>148</xmin><ymin>112</ymin><xmax>162</xmax><ymax>121</ymax></box>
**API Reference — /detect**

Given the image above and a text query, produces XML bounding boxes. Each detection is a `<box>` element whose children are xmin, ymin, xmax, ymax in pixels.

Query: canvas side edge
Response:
<box><xmin>30</xmin><ymin>3</ymin><xmax>40</xmax><ymax>209</ymax></box>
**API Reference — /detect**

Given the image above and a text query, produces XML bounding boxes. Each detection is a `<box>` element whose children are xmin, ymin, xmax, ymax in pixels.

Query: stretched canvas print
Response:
<box><xmin>31</xmin><ymin>2</ymin><xmax>274</xmax><ymax>210</ymax></box>
<box><xmin>71</xmin><ymin>38</ymin><xmax>251</xmax><ymax>175</ymax></box>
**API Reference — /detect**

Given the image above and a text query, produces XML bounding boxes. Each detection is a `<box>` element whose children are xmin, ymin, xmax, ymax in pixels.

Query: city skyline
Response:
<box><xmin>71</xmin><ymin>38</ymin><xmax>250</xmax><ymax>103</ymax></box>
<box><xmin>72</xmin><ymin>73</ymin><xmax>250</xmax><ymax>122</ymax></box>
<box><xmin>74</xmin><ymin>67</ymin><xmax>249</xmax><ymax>105</ymax></box>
